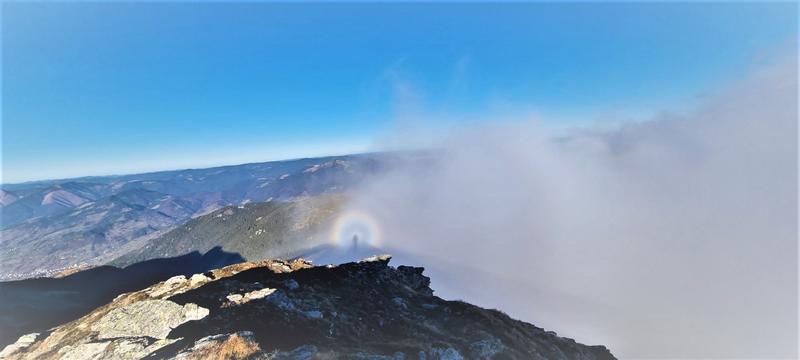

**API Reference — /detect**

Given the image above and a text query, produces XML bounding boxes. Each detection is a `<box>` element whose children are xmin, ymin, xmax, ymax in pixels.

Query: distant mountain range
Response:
<box><xmin>0</xmin><ymin>153</ymin><xmax>394</xmax><ymax>280</ymax></box>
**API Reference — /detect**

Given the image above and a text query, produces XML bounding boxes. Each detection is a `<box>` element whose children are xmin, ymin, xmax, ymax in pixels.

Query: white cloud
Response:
<box><xmin>344</xmin><ymin>54</ymin><xmax>798</xmax><ymax>358</ymax></box>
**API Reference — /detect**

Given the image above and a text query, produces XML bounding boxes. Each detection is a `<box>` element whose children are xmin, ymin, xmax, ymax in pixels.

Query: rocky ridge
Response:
<box><xmin>1</xmin><ymin>256</ymin><xmax>616</xmax><ymax>360</ymax></box>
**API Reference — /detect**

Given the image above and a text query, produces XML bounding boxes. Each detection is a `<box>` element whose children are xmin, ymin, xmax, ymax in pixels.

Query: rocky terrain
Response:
<box><xmin>0</xmin><ymin>247</ymin><xmax>245</xmax><ymax>348</ymax></box>
<box><xmin>1</xmin><ymin>256</ymin><xmax>615</xmax><ymax>360</ymax></box>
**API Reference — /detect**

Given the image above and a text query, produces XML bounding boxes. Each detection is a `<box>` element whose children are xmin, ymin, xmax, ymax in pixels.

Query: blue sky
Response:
<box><xmin>2</xmin><ymin>2</ymin><xmax>797</xmax><ymax>183</ymax></box>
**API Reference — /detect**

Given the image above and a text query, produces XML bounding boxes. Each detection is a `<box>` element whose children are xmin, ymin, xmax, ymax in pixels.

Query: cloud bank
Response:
<box><xmin>344</xmin><ymin>56</ymin><xmax>798</xmax><ymax>358</ymax></box>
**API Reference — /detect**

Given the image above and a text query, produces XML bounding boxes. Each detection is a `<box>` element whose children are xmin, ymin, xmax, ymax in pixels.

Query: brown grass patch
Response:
<box><xmin>183</xmin><ymin>334</ymin><xmax>261</xmax><ymax>360</ymax></box>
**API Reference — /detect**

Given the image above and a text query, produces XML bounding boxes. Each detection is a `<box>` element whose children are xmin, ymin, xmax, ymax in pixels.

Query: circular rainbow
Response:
<box><xmin>329</xmin><ymin>209</ymin><xmax>383</xmax><ymax>248</ymax></box>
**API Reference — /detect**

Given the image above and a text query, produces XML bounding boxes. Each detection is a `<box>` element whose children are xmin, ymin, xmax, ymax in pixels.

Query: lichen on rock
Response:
<box><xmin>92</xmin><ymin>300</ymin><xmax>209</xmax><ymax>340</ymax></box>
<box><xmin>0</xmin><ymin>333</ymin><xmax>39</xmax><ymax>358</ymax></box>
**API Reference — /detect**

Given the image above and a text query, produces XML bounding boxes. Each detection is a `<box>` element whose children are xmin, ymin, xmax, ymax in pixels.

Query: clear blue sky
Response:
<box><xmin>2</xmin><ymin>2</ymin><xmax>796</xmax><ymax>183</ymax></box>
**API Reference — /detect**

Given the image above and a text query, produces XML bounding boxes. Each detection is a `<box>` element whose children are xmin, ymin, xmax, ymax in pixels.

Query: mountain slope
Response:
<box><xmin>0</xmin><ymin>189</ymin><xmax>19</xmax><ymax>207</ymax></box>
<box><xmin>1</xmin><ymin>256</ymin><xmax>616</xmax><ymax>360</ymax></box>
<box><xmin>0</xmin><ymin>154</ymin><xmax>389</xmax><ymax>280</ymax></box>
<box><xmin>0</xmin><ymin>182</ymin><xmax>109</xmax><ymax>228</ymax></box>
<box><xmin>0</xmin><ymin>189</ymin><xmax>206</xmax><ymax>280</ymax></box>
<box><xmin>111</xmin><ymin>195</ymin><xmax>344</xmax><ymax>268</ymax></box>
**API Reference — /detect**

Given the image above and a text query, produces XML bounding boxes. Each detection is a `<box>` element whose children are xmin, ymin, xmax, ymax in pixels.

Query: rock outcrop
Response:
<box><xmin>1</xmin><ymin>256</ymin><xmax>616</xmax><ymax>360</ymax></box>
<box><xmin>0</xmin><ymin>334</ymin><xmax>38</xmax><ymax>359</ymax></box>
<box><xmin>92</xmin><ymin>300</ymin><xmax>209</xmax><ymax>340</ymax></box>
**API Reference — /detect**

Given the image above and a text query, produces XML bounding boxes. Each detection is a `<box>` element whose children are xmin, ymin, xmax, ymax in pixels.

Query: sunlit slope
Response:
<box><xmin>111</xmin><ymin>195</ymin><xmax>345</xmax><ymax>267</ymax></box>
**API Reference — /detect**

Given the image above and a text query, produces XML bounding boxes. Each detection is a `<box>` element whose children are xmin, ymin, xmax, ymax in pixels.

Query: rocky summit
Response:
<box><xmin>0</xmin><ymin>256</ymin><xmax>616</xmax><ymax>360</ymax></box>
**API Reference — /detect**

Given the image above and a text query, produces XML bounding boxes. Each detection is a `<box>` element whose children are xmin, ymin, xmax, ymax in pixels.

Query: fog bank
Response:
<box><xmin>346</xmin><ymin>57</ymin><xmax>798</xmax><ymax>358</ymax></box>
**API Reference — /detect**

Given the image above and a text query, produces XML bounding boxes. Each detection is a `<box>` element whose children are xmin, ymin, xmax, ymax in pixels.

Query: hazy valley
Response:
<box><xmin>0</xmin><ymin>154</ymin><xmax>385</xmax><ymax>280</ymax></box>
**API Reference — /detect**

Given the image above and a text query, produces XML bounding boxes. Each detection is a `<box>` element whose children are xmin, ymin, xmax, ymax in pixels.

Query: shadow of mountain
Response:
<box><xmin>0</xmin><ymin>247</ymin><xmax>244</xmax><ymax>348</ymax></box>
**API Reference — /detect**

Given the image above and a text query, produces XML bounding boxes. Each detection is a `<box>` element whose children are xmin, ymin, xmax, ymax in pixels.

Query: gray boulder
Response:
<box><xmin>92</xmin><ymin>300</ymin><xmax>209</xmax><ymax>340</ymax></box>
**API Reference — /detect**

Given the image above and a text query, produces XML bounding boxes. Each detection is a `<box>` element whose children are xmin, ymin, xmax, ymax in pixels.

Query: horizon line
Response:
<box><xmin>0</xmin><ymin>150</ymin><xmax>397</xmax><ymax>187</ymax></box>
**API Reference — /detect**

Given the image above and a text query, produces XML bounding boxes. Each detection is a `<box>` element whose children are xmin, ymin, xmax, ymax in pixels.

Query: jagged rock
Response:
<box><xmin>351</xmin><ymin>352</ymin><xmax>406</xmax><ymax>360</ymax></box>
<box><xmin>392</xmin><ymin>297</ymin><xmax>408</xmax><ymax>309</ymax></box>
<box><xmin>397</xmin><ymin>265</ymin><xmax>433</xmax><ymax>296</ymax></box>
<box><xmin>428</xmin><ymin>347</ymin><xmax>465</xmax><ymax>360</ymax></box>
<box><xmin>224</xmin><ymin>288</ymin><xmax>276</xmax><ymax>306</ymax></box>
<box><xmin>265</xmin><ymin>290</ymin><xmax>296</xmax><ymax>311</ymax></box>
<box><xmin>303</xmin><ymin>310</ymin><xmax>323</xmax><ymax>319</ymax></box>
<box><xmin>209</xmin><ymin>258</ymin><xmax>313</xmax><ymax>279</ymax></box>
<box><xmin>147</xmin><ymin>275</ymin><xmax>188</xmax><ymax>298</ymax></box>
<box><xmin>102</xmin><ymin>337</ymin><xmax>177</xmax><ymax>360</ymax></box>
<box><xmin>188</xmin><ymin>273</ymin><xmax>210</xmax><ymax>286</ymax></box>
<box><xmin>57</xmin><ymin>342</ymin><xmax>109</xmax><ymax>360</ymax></box>
<box><xmin>0</xmin><ymin>333</ymin><xmax>39</xmax><ymax>358</ymax></box>
<box><xmin>469</xmin><ymin>339</ymin><xmax>505</xmax><ymax>359</ymax></box>
<box><xmin>92</xmin><ymin>300</ymin><xmax>209</xmax><ymax>339</ymax></box>
<box><xmin>360</xmin><ymin>254</ymin><xmax>392</xmax><ymax>263</ymax></box>
<box><xmin>244</xmin><ymin>287</ymin><xmax>276</xmax><ymax>301</ymax></box>
<box><xmin>226</xmin><ymin>293</ymin><xmax>244</xmax><ymax>303</ymax></box>
<box><xmin>4</xmin><ymin>256</ymin><xmax>617</xmax><ymax>360</ymax></box>
<box><xmin>174</xmin><ymin>331</ymin><xmax>260</xmax><ymax>359</ymax></box>
<box><xmin>274</xmin><ymin>344</ymin><xmax>317</xmax><ymax>360</ymax></box>
<box><xmin>284</xmin><ymin>279</ymin><xmax>300</xmax><ymax>290</ymax></box>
